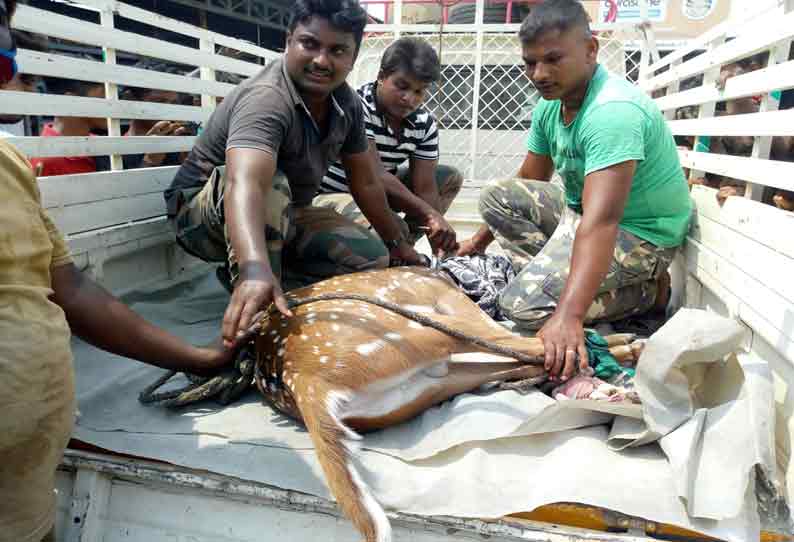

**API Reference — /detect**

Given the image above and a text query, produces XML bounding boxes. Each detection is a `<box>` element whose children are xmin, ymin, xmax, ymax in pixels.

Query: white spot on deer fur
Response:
<box><xmin>301</xmin><ymin>335</ymin><xmax>309</xmax><ymax>341</ymax></box>
<box><xmin>344</xmin><ymin>277</ymin><xmax>352</xmax><ymax>282</ymax></box>
<box><xmin>277</xmin><ymin>348</ymin><xmax>285</xmax><ymax>357</ymax></box>
<box><xmin>330</xmin><ymin>314</ymin><xmax>338</xmax><ymax>320</ymax></box>
<box><xmin>325</xmin><ymin>342</ymin><xmax>333</xmax><ymax>347</ymax></box>
<box><xmin>332</xmin><ymin>324</ymin><xmax>341</xmax><ymax>332</ymax></box>
<box><xmin>315</xmin><ymin>332</ymin><xmax>322</xmax><ymax>337</ymax></box>
<box><xmin>359</xmin><ymin>318</ymin><xmax>367</xmax><ymax>323</ymax></box>
<box><xmin>409</xmin><ymin>322</ymin><xmax>423</xmax><ymax>329</ymax></box>
<box><xmin>356</xmin><ymin>341</ymin><xmax>384</xmax><ymax>356</ymax></box>
<box><xmin>375</xmin><ymin>287</ymin><xmax>389</xmax><ymax>299</ymax></box>
<box><xmin>320</xmin><ymin>356</ymin><xmax>329</xmax><ymax>364</ymax></box>
<box><xmin>384</xmin><ymin>332</ymin><xmax>402</xmax><ymax>341</ymax></box>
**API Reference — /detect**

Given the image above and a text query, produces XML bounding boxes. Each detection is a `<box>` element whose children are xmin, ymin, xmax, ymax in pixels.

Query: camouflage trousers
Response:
<box><xmin>173</xmin><ymin>168</ymin><xmax>389</xmax><ymax>289</ymax></box>
<box><xmin>480</xmin><ymin>178</ymin><xmax>678</xmax><ymax>330</ymax></box>
<box><xmin>313</xmin><ymin>164</ymin><xmax>463</xmax><ymax>245</ymax></box>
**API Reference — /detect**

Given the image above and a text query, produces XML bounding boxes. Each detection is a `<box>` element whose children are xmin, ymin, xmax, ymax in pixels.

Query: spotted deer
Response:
<box><xmin>252</xmin><ymin>266</ymin><xmax>642</xmax><ymax>542</ymax></box>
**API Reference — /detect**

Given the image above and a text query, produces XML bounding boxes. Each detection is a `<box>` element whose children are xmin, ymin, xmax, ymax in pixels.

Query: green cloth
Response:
<box><xmin>526</xmin><ymin>64</ymin><xmax>693</xmax><ymax>248</ymax></box>
<box><xmin>694</xmin><ymin>135</ymin><xmax>711</xmax><ymax>153</ymax></box>
<box><xmin>584</xmin><ymin>329</ymin><xmax>634</xmax><ymax>380</ymax></box>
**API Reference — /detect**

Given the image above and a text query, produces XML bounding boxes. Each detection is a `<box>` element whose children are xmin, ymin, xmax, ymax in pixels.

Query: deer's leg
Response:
<box><xmin>608</xmin><ymin>340</ymin><xmax>646</xmax><ymax>365</ymax></box>
<box><xmin>344</xmin><ymin>360</ymin><xmax>545</xmax><ymax>432</ymax></box>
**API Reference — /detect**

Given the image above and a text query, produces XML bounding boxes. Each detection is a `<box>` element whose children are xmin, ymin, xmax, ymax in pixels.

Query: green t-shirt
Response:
<box><xmin>526</xmin><ymin>64</ymin><xmax>692</xmax><ymax>248</ymax></box>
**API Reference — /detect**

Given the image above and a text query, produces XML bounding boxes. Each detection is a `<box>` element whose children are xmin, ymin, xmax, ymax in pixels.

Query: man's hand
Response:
<box><xmin>191</xmin><ymin>338</ymin><xmax>238</xmax><ymax>376</ymax></box>
<box><xmin>717</xmin><ymin>184</ymin><xmax>742</xmax><ymax>205</ymax></box>
<box><xmin>537</xmin><ymin>311</ymin><xmax>589</xmax><ymax>381</ymax></box>
<box><xmin>423</xmin><ymin>210</ymin><xmax>458</xmax><ymax>255</ymax></box>
<box><xmin>389</xmin><ymin>241</ymin><xmax>427</xmax><ymax>267</ymax></box>
<box><xmin>455</xmin><ymin>237</ymin><xmax>484</xmax><ymax>257</ymax></box>
<box><xmin>455</xmin><ymin>225</ymin><xmax>495</xmax><ymax>257</ymax></box>
<box><xmin>142</xmin><ymin>120</ymin><xmax>188</xmax><ymax>166</ymax></box>
<box><xmin>221</xmin><ymin>262</ymin><xmax>292</xmax><ymax>348</ymax></box>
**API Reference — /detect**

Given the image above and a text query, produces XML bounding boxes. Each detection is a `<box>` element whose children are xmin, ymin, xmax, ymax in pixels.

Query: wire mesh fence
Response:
<box><xmin>350</xmin><ymin>26</ymin><xmax>643</xmax><ymax>194</ymax></box>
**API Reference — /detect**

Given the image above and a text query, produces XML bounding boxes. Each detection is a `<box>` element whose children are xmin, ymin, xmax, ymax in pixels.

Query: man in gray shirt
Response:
<box><xmin>166</xmin><ymin>0</ymin><xmax>423</xmax><ymax>347</ymax></box>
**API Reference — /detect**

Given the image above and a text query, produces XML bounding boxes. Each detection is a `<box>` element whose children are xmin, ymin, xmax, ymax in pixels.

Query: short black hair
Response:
<box><xmin>518</xmin><ymin>0</ymin><xmax>591</xmax><ymax>45</ymax></box>
<box><xmin>5</xmin><ymin>0</ymin><xmax>17</xmax><ymax>19</ymax></box>
<box><xmin>45</xmin><ymin>76</ymin><xmax>104</xmax><ymax>96</ymax></box>
<box><xmin>12</xmin><ymin>30</ymin><xmax>47</xmax><ymax>52</ymax></box>
<box><xmin>121</xmin><ymin>58</ymin><xmax>187</xmax><ymax>101</ymax></box>
<box><xmin>379</xmin><ymin>37</ymin><xmax>440</xmax><ymax>83</ymax></box>
<box><xmin>288</xmin><ymin>0</ymin><xmax>368</xmax><ymax>52</ymax></box>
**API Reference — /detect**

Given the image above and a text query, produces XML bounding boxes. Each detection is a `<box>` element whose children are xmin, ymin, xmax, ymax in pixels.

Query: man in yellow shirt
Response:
<box><xmin>0</xmin><ymin>3</ymin><xmax>237</xmax><ymax>540</ymax></box>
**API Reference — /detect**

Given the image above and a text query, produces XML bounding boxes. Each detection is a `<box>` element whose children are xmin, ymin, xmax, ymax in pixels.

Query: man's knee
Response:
<box><xmin>173</xmin><ymin>202</ymin><xmax>227</xmax><ymax>262</ymax></box>
<box><xmin>346</xmin><ymin>238</ymin><xmax>390</xmax><ymax>272</ymax></box>
<box><xmin>478</xmin><ymin>178</ymin><xmax>517</xmax><ymax>211</ymax></box>
<box><xmin>498</xmin><ymin>286</ymin><xmax>553</xmax><ymax>331</ymax></box>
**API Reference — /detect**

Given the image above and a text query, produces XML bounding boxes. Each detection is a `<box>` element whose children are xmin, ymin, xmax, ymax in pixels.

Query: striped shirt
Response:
<box><xmin>320</xmin><ymin>81</ymin><xmax>439</xmax><ymax>193</ymax></box>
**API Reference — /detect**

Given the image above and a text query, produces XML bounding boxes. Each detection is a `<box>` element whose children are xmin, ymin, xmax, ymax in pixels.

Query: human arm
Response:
<box><xmin>51</xmin><ymin>263</ymin><xmax>237</xmax><ymax>375</ymax></box>
<box><xmin>538</xmin><ymin>160</ymin><xmax>635</xmax><ymax>381</ymax></box>
<box><xmin>343</xmin><ymin>149</ymin><xmax>425</xmax><ymax>264</ymax></box>
<box><xmin>457</xmin><ymin>150</ymin><xmax>554</xmax><ymax>256</ymax></box>
<box><xmin>221</xmin><ymin>147</ymin><xmax>292</xmax><ymax>348</ymax></box>
<box><xmin>140</xmin><ymin>121</ymin><xmax>191</xmax><ymax>167</ymax></box>
<box><xmin>406</xmin><ymin>156</ymin><xmax>457</xmax><ymax>254</ymax></box>
<box><xmin>540</xmin><ymin>100</ymin><xmax>648</xmax><ymax>380</ymax></box>
<box><xmin>369</xmin><ymin>152</ymin><xmax>456</xmax><ymax>254</ymax></box>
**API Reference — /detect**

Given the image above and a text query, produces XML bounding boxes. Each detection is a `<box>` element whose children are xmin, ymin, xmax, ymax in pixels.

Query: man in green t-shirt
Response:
<box><xmin>458</xmin><ymin>0</ymin><xmax>692</xmax><ymax>381</ymax></box>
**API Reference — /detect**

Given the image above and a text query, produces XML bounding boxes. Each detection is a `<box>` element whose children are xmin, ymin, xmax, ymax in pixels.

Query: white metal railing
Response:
<box><xmin>637</xmin><ymin>3</ymin><xmax>794</xmax><ymax>506</ymax></box>
<box><xmin>1</xmin><ymin>0</ymin><xmax>275</xmax><ymax>241</ymax></box>
<box><xmin>1</xmin><ymin>0</ymin><xmax>646</xmax><ymax>238</ymax></box>
<box><xmin>640</xmin><ymin>6</ymin><xmax>794</xmax><ymax>199</ymax></box>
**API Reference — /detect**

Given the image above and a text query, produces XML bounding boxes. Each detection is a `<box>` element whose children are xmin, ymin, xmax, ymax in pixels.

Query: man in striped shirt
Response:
<box><xmin>317</xmin><ymin>37</ymin><xmax>463</xmax><ymax>255</ymax></box>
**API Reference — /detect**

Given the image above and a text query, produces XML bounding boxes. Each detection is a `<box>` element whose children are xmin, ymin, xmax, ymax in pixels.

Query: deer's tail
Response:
<box><xmin>296</xmin><ymin>378</ymin><xmax>391</xmax><ymax>542</ymax></box>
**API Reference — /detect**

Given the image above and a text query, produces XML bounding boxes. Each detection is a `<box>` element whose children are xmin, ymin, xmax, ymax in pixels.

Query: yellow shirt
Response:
<box><xmin>0</xmin><ymin>139</ymin><xmax>76</xmax><ymax>541</ymax></box>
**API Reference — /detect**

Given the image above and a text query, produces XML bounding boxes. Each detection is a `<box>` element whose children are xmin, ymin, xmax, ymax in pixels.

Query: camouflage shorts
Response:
<box><xmin>480</xmin><ymin>178</ymin><xmax>678</xmax><ymax>330</ymax></box>
<box><xmin>313</xmin><ymin>164</ymin><xmax>463</xmax><ymax>244</ymax></box>
<box><xmin>173</xmin><ymin>168</ymin><xmax>389</xmax><ymax>289</ymax></box>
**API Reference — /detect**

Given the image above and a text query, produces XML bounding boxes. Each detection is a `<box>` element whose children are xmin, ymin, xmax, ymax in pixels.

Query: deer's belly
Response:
<box><xmin>342</xmin><ymin>360</ymin><xmax>451</xmax><ymax>432</ymax></box>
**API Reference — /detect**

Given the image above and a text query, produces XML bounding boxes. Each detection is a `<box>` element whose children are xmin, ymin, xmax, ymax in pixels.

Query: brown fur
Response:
<box><xmin>253</xmin><ymin>267</ymin><xmax>640</xmax><ymax>542</ymax></box>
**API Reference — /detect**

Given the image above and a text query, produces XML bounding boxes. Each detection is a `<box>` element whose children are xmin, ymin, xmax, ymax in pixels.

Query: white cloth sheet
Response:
<box><xmin>71</xmin><ymin>272</ymin><xmax>780</xmax><ymax>541</ymax></box>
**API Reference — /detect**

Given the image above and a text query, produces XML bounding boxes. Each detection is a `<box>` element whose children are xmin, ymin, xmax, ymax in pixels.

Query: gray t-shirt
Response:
<box><xmin>165</xmin><ymin>57</ymin><xmax>368</xmax><ymax>213</ymax></box>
